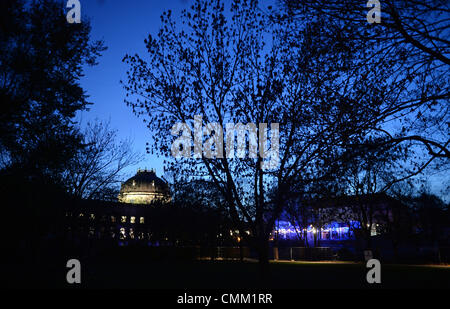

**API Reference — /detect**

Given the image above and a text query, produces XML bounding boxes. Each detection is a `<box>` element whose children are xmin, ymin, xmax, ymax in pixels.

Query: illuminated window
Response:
<box><xmin>120</xmin><ymin>227</ymin><xmax>126</xmax><ymax>239</ymax></box>
<box><xmin>130</xmin><ymin>216</ymin><xmax>135</xmax><ymax>224</ymax></box>
<box><xmin>111</xmin><ymin>216</ymin><xmax>116</xmax><ymax>223</ymax></box>
<box><xmin>90</xmin><ymin>214</ymin><xmax>95</xmax><ymax>220</ymax></box>
<box><xmin>140</xmin><ymin>217</ymin><xmax>145</xmax><ymax>224</ymax></box>
<box><xmin>121</xmin><ymin>216</ymin><xmax>127</xmax><ymax>223</ymax></box>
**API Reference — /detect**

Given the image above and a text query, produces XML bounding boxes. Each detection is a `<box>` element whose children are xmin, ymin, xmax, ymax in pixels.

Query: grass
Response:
<box><xmin>3</xmin><ymin>259</ymin><xmax>449</xmax><ymax>289</ymax></box>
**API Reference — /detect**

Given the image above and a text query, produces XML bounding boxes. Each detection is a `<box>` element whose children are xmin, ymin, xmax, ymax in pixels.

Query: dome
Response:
<box><xmin>118</xmin><ymin>169</ymin><xmax>170</xmax><ymax>204</ymax></box>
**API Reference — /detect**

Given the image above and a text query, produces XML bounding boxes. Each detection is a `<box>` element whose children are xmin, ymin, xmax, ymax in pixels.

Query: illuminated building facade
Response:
<box><xmin>273</xmin><ymin>220</ymin><xmax>362</xmax><ymax>242</ymax></box>
<box><xmin>63</xmin><ymin>169</ymin><xmax>233</xmax><ymax>246</ymax></box>
<box><xmin>271</xmin><ymin>194</ymin><xmax>395</xmax><ymax>245</ymax></box>
<box><xmin>63</xmin><ymin>169</ymin><xmax>173</xmax><ymax>244</ymax></box>
<box><xmin>118</xmin><ymin>169</ymin><xmax>171</xmax><ymax>204</ymax></box>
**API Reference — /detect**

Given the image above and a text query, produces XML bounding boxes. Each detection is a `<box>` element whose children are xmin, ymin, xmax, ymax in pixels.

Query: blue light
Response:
<box><xmin>274</xmin><ymin>220</ymin><xmax>357</xmax><ymax>241</ymax></box>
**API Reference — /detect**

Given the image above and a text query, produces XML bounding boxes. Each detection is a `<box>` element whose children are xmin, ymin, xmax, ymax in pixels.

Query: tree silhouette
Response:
<box><xmin>122</xmin><ymin>0</ymin><xmax>387</xmax><ymax>269</ymax></box>
<box><xmin>278</xmin><ymin>0</ymin><xmax>450</xmax><ymax>180</ymax></box>
<box><xmin>0</xmin><ymin>0</ymin><xmax>106</xmax><ymax>183</ymax></box>
<box><xmin>64</xmin><ymin>120</ymin><xmax>143</xmax><ymax>201</ymax></box>
<box><xmin>0</xmin><ymin>0</ymin><xmax>105</xmax><ymax>263</ymax></box>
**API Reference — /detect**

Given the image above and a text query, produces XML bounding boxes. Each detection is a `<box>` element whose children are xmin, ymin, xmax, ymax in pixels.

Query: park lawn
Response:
<box><xmin>3</xmin><ymin>260</ymin><xmax>449</xmax><ymax>289</ymax></box>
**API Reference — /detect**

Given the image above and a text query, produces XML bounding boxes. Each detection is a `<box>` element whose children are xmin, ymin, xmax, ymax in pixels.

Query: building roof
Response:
<box><xmin>119</xmin><ymin>169</ymin><xmax>169</xmax><ymax>194</ymax></box>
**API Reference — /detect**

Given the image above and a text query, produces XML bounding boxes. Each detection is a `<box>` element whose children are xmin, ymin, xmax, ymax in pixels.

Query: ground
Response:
<box><xmin>3</xmin><ymin>260</ymin><xmax>449</xmax><ymax>289</ymax></box>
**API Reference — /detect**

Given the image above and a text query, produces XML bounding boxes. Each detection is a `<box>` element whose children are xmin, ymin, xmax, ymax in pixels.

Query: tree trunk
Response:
<box><xmin>239</xmin><ymin>243</ymin><xmax>244</xmax><ymax>262</ymax></box>
<box><xmin>304</xmin><ymin>230</ymin><xmax>309</xmax><ymax>248</ymax></box>
<box><xmin>273</xmin><ymin>246</ymin><xmax>279</xmax><ymax>261</ymax></box>
<box><xmin>257</xmin><ymin>238</ymin><xmax>270</xmax><ymax>285</ymax></box>
<box><xmin>365</xmin><ymin>228</ymin><xmax>372</xmax><ymax>250</ymax></box>
<box><xmin>392</xmin><ymin>240</ymin><xmax>399</xmax><ymax>262</ymax></box>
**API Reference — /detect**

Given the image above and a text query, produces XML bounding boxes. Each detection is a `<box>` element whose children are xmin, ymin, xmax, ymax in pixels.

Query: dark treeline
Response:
<box><xmin>0</xmin><ymin>0</ymin><xmax>448</xmax><ymax>273</ymax></box>
<box><xmin>0</xmin><ymin>0</ymin><xmax>141</xmax><ymax>265</ymax></box>
<box><xmin>0</xmin><ymin>0</ymin><xmax>140</xmax><ymax>200</ymax></box>
<box><xmin>122</xmin><ymin>0</ymin><xmax>449</xmax><ymax>270</ymax></box>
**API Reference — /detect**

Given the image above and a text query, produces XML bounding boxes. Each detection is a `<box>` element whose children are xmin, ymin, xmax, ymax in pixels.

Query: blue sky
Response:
<box><xmin>77</xmin><ymin>0</ymin><xmax>192</xmax><ymax>178</ymax></box>
<box><xmin>74</xmin><ymin>0</ymin><xmax>448</xmax><ymax>200</ymax></box>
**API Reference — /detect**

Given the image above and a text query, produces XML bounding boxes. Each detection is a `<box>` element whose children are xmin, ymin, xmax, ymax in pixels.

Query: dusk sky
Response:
<box><xmin>78</xmin><ymin>0</ymin><xmax>192</xmax><ymax>177</ymax></box>
<box><xmin>75</xmin><ymin>0</ymin><xmax>448</xmax><ymax>200</ymax></box>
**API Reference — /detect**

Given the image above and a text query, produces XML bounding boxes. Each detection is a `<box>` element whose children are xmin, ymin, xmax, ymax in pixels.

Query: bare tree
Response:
<box><xmin>278</xmin><ymin>0</ymin><xmax>450</xmax><ymax>185</ymax></box>
<box><xmin>284</xmin><ymin>179</ymin><xmax>343</xmax><ymax>247</ymax></box>
<box><xmin>64</xmin><ymin>120</ymin><xmax>143</xmax><ymax>200</ymax></box>
<box><xmin>122</xmin><ymin>0</ymin><xmax>385</xmax><ymax>271</ymax></box>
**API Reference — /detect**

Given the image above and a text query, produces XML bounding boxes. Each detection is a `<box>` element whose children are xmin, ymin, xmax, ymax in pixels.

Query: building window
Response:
<box><xmin>89</xmin><ymin>214</ymin><xmax>95</xmax><ymax>220</ymax></box>
<box><xmin>111</xmin><ymin>216</ymin><xmax>116</xmax><ymax>223</ymax></box>
<box><xmin>120</xmin><ymin>227</ymin><xmax>126</xmax><ymax>239</ymax></box>
<box><xmin>140</xmin><ymin>217</ymin><xmax>145</xmax><ymax>224</ymax></box>
<box><xmin>130</xmin><ymin>216</ymin><xmax>135</xmax><ymax>224</ymax></box>
<box><xmin>121</xmin><ymin>216</ymin><xmax>127</xmax><ymax>223</ymax></box>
